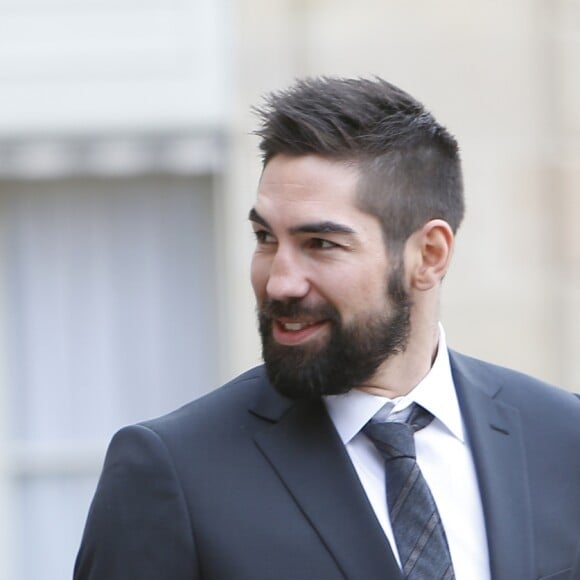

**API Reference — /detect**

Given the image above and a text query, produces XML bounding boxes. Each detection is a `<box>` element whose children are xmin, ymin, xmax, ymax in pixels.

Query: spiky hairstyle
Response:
<box><xmin>254</xmin><ymin>77</ymin><xmax>464</xmax><ymax>249</ymax></box>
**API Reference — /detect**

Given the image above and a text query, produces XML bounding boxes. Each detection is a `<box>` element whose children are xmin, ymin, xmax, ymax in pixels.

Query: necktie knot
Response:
<box><xmin>363</xmin><ymin>404</ymin><xmax>434</xmax><ymax>460</ymax></box>
<box><xmin>364</xmin><ymin>421</ymin><xmax>415</xmax><ymax>460</ymax></box>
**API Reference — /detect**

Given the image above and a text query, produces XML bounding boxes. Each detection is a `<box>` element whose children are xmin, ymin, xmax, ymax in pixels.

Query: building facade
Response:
<box><xmin>0</xmin><ymin>1</ymin><xmax>578</xmax><ymax>578</ymax></box>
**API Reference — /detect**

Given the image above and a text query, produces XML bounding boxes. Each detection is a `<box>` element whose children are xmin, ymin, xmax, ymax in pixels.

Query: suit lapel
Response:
<box><xmin>251</xmin><ymin>386</ymin><xmax>402</xmax><ymax>580</ymax></box>
<box><xmin>450</xmin><ymin>351</ymin><xmax>534</xmax><ymax>580</ymax></box>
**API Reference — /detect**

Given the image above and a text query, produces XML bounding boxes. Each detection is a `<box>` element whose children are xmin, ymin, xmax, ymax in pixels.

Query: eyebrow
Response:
<box><xmin>248</xmin><ymin>208</ymin><xmax>270</xmax><ymax>229</ymax></box>
<box><xmin>248</xmin><ymin>208</ymin><xmax>356</xmax><ymax>236</ymax></box>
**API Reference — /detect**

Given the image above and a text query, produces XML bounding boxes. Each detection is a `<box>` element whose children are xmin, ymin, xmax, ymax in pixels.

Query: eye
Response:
<box><xmin>307</xmin><ymin>238</ymin><xmax>339</xmax><ymax>250</ymax></box>
<box><xmin>253</xmin><ymin>229</ymin><xmax>277</xmax><ymax>245</ymax></box>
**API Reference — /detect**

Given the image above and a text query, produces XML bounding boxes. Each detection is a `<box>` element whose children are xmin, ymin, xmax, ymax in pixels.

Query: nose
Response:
<box><xmin>264</xmin><ymin>248</ymin><xmax>310</xmax><ymax>301</ymax></box>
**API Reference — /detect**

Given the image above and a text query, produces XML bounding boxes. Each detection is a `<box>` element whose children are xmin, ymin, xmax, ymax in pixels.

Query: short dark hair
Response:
<box><xmin>253</xmin><ymin>76</ymin><xmax>464</xmax><ymax>253</ymax></box>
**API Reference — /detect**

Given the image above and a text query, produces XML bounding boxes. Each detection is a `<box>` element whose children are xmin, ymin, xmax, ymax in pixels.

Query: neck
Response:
<box><xmin>357</xmin><ymin>317</ymin><xmax>440</xmax><ymax>399</ymax></box>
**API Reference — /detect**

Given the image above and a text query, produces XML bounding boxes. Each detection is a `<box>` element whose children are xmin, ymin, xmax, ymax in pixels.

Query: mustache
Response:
<box><xmin>259</xmin><ymin>298</ymin><xmax>338</xmax><ymax>321</ymax></box>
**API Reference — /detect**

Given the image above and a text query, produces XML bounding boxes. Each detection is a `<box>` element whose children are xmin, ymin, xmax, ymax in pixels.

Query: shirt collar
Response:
<box><xmin>324</xmin><ymin>324</ymin><xmax>465</xmax><ymax>444</ymax></box>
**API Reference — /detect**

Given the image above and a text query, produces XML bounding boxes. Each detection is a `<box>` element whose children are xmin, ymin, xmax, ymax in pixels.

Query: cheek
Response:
<box><xmin>331</xmin><ymin>266</ymin><xmax>388</xmax><ymax>315</ymax></box>
<box><xmin>250</xmin><ymin>255</ymin><xmax>269</xmax><ymax>299</ymax></box>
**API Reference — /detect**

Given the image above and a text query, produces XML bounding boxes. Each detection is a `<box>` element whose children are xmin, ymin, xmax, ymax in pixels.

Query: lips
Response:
<box><xmin>281</xmin><ymin>321</ymin><xmax>316</xmax><ymax>331</ymax></box>
<box><xmin>273</xmin><ymin>318</ymin><xmax>328</xmax><ymax>345</ymax></box>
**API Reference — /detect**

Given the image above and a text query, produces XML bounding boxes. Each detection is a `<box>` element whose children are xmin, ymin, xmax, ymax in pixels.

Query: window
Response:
<box><xmin>0</xmin><ymin>174</ymin><xmax>219</xmax><ymax>579</ymax></box>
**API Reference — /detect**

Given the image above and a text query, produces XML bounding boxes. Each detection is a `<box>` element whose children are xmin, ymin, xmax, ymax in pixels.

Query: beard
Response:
<box><xmin>258</xmin><ymin>265</ymin><xmax>412</xmax><ymax>400</ymax></box>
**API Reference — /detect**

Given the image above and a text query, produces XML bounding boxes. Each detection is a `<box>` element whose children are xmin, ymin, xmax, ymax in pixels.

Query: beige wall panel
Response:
<box><xmin>560</xmin><ymin>163</ymin><xmax>580</xmax><ymax>265</ymax></box>
<box><xmin>557</xmin><ymin>162</ymin><xmax>580</xmax><ymax>391</ymax></box>
<box><xmin>442</xmin><ymin>156</ymin><xmax>559</xmax><ymax>383</ymax></box>
<box><xmin>217</xmin><ymin>137</ymin><xmax>263</xmax><ymax>379</ymax></box>
<box><xmin>298</xmin><ymin>0</ymin><xmax>541</xmax><ymax>137</ymax></box>
<box><xmin>555</xmin><ymin>0</ymin><xmax>580</xmax><ymax>134</ymax></box>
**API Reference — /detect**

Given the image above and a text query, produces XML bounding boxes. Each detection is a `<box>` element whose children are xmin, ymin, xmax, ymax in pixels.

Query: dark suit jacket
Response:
<box><xmin>74</xmin><ymin>351</ymin><xmax>580</xmax><ymax>579</ymax></box>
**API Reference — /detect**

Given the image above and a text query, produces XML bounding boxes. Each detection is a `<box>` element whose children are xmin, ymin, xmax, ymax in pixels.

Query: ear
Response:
<box><xmin>406</xmin><ymin>219</ymin><xmax>454</xmax><ymax>291</ymax></box>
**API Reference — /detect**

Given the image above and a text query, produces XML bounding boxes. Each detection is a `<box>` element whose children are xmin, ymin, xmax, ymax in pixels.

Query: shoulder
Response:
<box><xmin>103</xmin><ymin>366</ymin><xmax>271</xmax><ymax>460</ymax></box>
<box><xmin>449</xmin><ymin>349</ymin><xmax>580</xmax><ymax>418</ymax></box>
<box><xmin>101</xmin><ymin>365</ymin><xmax>276</xmax><ymax>476</ymax></box>
<box><xmin>140</xmin><ymin>365</ymin><xmax>271</xmax><ymax>435</ymax></box>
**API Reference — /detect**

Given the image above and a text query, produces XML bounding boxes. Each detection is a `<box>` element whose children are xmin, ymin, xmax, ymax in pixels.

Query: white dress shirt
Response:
<box><xmin>324</xmin><ymin>326</ymin><xmax>491</xmax><ymax>580</ymax></box>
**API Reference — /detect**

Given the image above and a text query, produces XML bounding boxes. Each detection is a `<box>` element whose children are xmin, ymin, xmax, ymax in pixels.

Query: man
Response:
<box><xmin>75</xmin><ymin>77</ymin><xmax>580</xmax><ymax>580</ymax></box>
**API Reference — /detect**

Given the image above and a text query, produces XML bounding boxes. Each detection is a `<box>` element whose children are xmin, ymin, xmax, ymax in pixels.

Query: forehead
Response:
<box><xmin>255</xmin><ymin>154</ymin><xmax>362</xmax><ymax>222</ymax></box>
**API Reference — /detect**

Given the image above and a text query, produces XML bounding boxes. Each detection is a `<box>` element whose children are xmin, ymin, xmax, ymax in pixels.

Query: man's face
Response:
<box><xmin>250</xmin><ymin>154</ymin><xmax>411</xmax><ymax>399</ymax></box>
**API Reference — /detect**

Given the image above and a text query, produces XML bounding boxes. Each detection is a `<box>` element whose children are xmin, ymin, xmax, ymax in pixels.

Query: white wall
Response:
<box><xmin>0</xmin><ymin>0</ymin><xmax>230</xmax><ymax>134</ymax></box>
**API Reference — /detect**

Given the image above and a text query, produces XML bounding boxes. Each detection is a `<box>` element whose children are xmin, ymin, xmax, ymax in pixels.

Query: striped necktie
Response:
<box><xmin>364</xmin><ymin>404</ymin><xmax>455</xmax><ymax>580</ymax></box>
